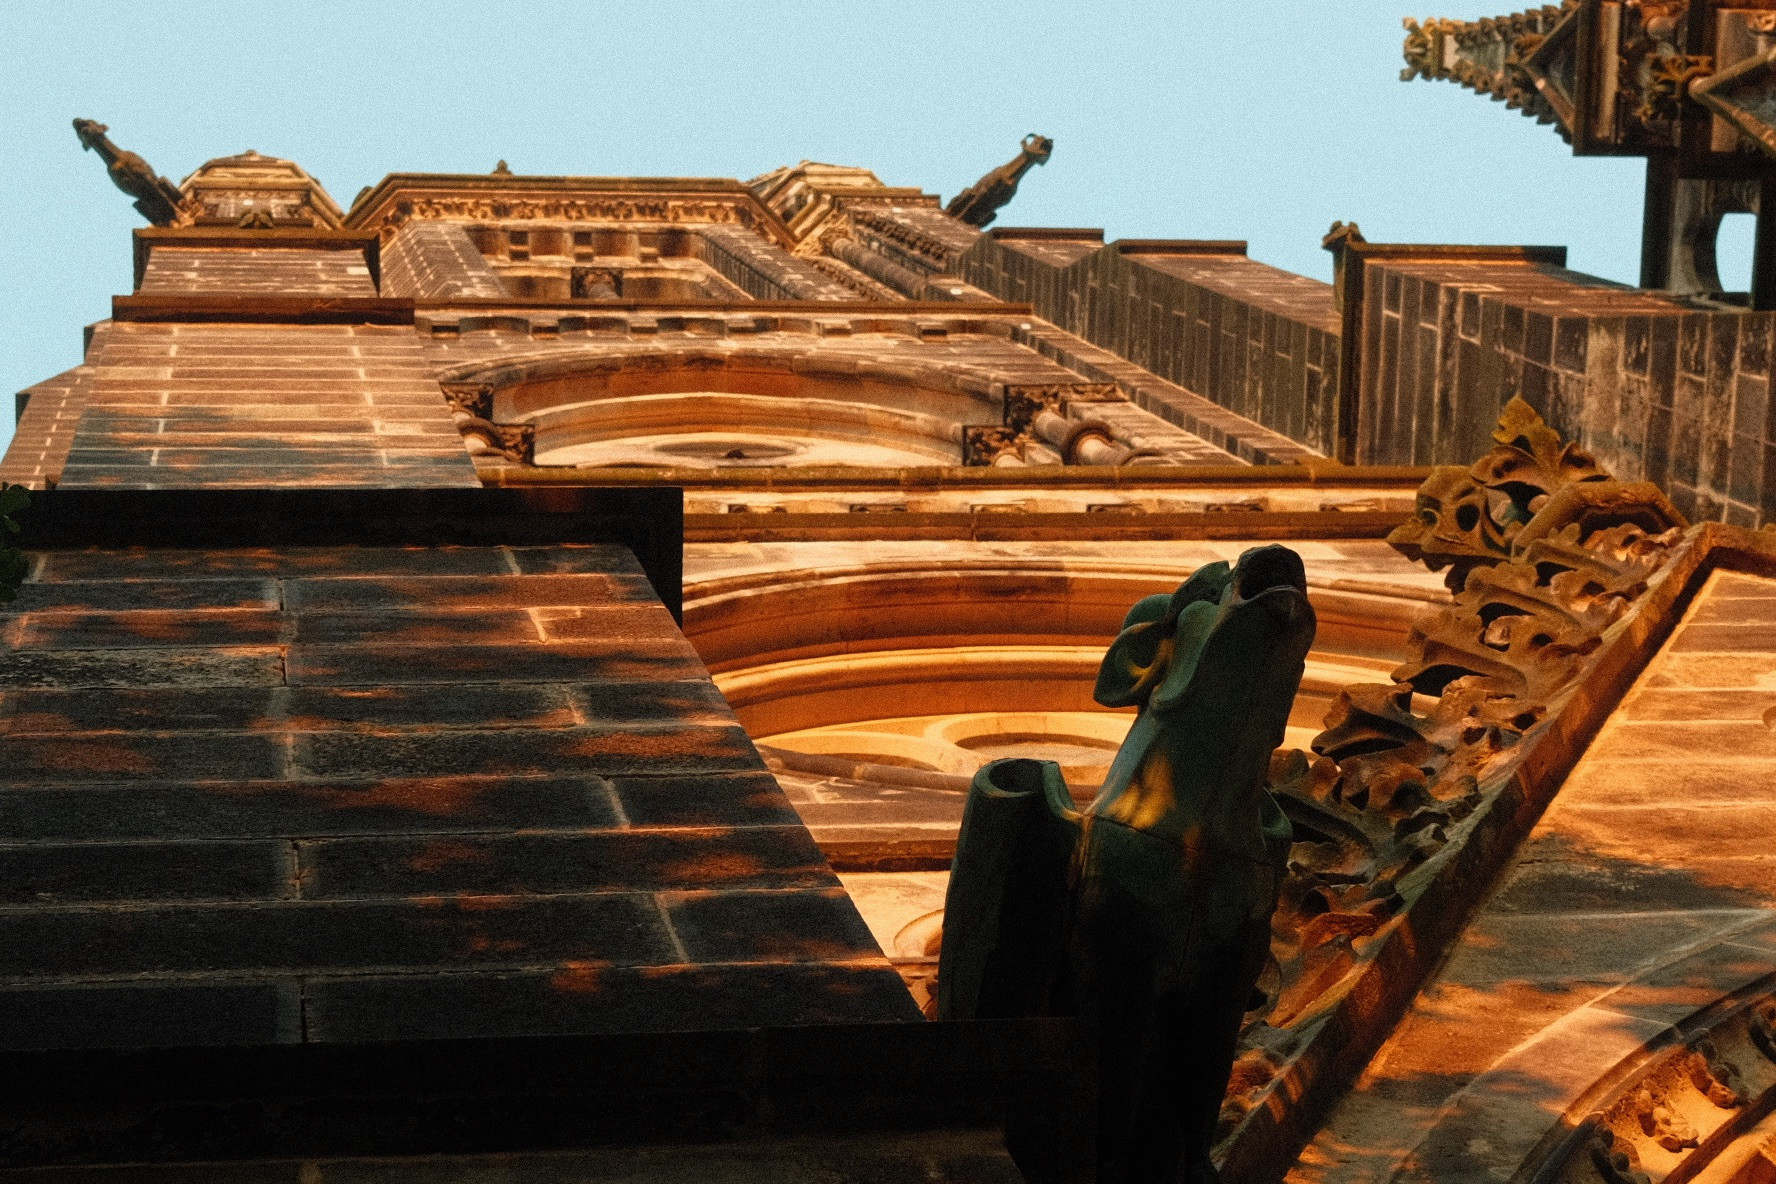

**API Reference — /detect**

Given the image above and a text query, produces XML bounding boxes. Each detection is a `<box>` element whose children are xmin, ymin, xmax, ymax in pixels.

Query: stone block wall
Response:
<box><xmin>958</xmin><ymin>227</ymin><xmax>1776</xmax><ymax>525</ymax></box>
<box><xmin>56</xmin><ymin>322</ymin><xmax>479</xmax><ymax>490</ymax></box>
<box><xmin>136</xmin><ymin>247</ymin><xmax>379</xmax><ymax>297</ymax></box>
<box><xmin>961</xmin><ymin>233</ymin><xmax>1343</xmax><ymax>458</ymax></box>
<box><xmin>1357</xmin><ymin>256</ymin><xmax>1773</xmax><ymax>527</ymax></box>
<box><xmin>1</xmin><ymin>368</ymin><xmax>88</xmax><ymax>489</ymax></box>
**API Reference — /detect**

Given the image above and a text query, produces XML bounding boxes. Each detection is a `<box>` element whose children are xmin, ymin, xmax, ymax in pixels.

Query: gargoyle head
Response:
<box><xmin>1093</xmin><ymin>546</ymin><xmax>1311</xmax><ymax>713</ymax></box>
<box><xmin>1021</xmin><ymin>133</ymin><xmax>1054</xmax><ymax>165</ymax></box>
<box><xmin>73</xmin><ymin>118</ymin><xmax>109</xmax><ymax>151</ymax></box>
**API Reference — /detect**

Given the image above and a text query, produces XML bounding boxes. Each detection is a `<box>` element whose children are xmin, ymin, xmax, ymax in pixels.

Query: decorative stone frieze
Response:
<box><xmin>1210</xmin><ymin>400</ymin><xmax>1696</xmax><ymax>1176</ymax></box>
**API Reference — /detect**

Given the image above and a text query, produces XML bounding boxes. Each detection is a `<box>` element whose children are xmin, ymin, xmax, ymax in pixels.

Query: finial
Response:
<box><xmin>493</xmin><ymin>160</ymin><xmax>512</xmax><ymax>175</ymax></box>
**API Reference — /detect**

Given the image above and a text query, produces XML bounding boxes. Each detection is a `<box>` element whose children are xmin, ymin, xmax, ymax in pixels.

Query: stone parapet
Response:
<box><xmin>1355</xmin><ymin>253</ymin><xmax>1773</xmax><ymax>527</ymax></box>
<box><xmin>963</xmin><ymin>232</ymin><xmax>1344</xmax><ymax>457</ymax></box>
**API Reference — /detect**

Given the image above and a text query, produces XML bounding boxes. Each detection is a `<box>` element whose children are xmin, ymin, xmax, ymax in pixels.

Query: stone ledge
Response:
<box><xmin>13</xmin><ymin>487</ymin><xmax>683</xmax><ymax>622</ymax></box>
<box><xmin>0</xmin><ymin>1018</ymin><xmax>1091</xmax><ymax>1170</ymax></box>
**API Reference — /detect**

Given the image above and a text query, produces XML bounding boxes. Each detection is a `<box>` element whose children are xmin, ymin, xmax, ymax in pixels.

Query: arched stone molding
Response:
<box><xmin>435</xmin><ymin>341</ymin><xmax>1017</xmax><ymax>433</ymax></box>
<box><xmin>730</xmin><ymin>647</ymin><xmax>1389</xmax><ymax>770</ymax></box>
<box><xmin>681</xmin><ymin>556</ymin><xmax>1426</xmax><ymax>787</ymax></box>
<box><xmin>684</xmin><ymin>559</ymin><xmax>1431</xmax><ymax>673</ymax></box>
<box><xmin>528</xmin><ymin>392</ymin><xmax>961</xmax><ymax>469</ymax></box>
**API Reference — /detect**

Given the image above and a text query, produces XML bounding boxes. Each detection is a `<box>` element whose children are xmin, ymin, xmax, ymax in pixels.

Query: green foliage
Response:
<box><xmin>0</xmin><ymin>484</ymin><xmax>28</xmax><ymax>604</ymax></box>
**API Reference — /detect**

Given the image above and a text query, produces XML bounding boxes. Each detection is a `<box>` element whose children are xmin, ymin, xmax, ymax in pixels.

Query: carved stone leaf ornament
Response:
<box><xmin>1312</xmin><ymin>399</ymin><xmax>1683</xmax><ymax>842</ymax></box>
<box><xmin>374</xmin><ymin>195</ymin><xmax>749</xmax><ymax>234</ymax></box>
<box><xmin>1388</xmin><ymin>395</ymin><xmax>1616</xmax><ymax>591</ymax></box>
<box><xmin>1205</xmin><ymin>398</ymin><xmax>1686</xmax><ymax>1150</ymax></box>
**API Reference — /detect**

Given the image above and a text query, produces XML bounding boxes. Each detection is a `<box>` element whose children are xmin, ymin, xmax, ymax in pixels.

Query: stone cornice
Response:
<box><xmin>345</xmin><ymin>174</ymin><xmax>798</xmax><ymax>248</ymax></box>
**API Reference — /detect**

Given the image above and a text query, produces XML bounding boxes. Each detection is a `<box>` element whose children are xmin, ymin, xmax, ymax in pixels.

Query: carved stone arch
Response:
<box><xmin>431</xmin><ymin>337</ymin><xmax>1015</xmax><ymax>420</ymax></box>
<box><xmin>435</xmin><ymin>341</ymin><xmax>1029</xmax><ymax>468</ymax></box>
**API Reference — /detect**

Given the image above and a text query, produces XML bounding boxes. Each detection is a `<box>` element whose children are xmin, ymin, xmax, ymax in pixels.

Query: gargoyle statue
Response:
<box><xmin>946</xmin><ymin>133</ymin><xmax>1054</xmax><ymax>228</ymax></box>
<box><xmin>72</xmin><ymin>118</ymin><xmax>185</xmax><ymax>225</ymax></box>
<box><xmin>938</xmin><ymin>544</ymin><xmax>1315</xmax><ymax>1184</ymax></box>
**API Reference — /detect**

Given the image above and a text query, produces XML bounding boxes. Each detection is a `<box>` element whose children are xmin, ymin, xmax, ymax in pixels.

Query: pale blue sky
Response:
<box><xmin>2</xmin><ymin>2</ymin><xmax>1731</xmax><ymax>457</ymax></box>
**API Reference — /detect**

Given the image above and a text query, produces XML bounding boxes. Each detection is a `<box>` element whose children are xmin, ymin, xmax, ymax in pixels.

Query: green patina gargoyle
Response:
<box><xmin>0</xmin><ymin>485</ymin><xmax>28</xmax><ymax>605</ymax></box>
<box><xmin>937</xmin><ymin>544</ymin><xmax>1315</xmax><ymax>1184</ymax></box>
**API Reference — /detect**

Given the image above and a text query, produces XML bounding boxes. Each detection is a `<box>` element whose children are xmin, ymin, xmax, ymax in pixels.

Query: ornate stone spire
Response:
<box><xmin>1401</xmin><ymin>3</ymin><xmax>1776</xmax><ymax>306</ymax></box>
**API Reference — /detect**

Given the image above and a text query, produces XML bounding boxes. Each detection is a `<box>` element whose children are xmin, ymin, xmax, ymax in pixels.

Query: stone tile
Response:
<box><xmin>6</xmin><ymin>579</ymin><xmax>278</xmax><ymax>612</ymax></box>
<box><xmin>0</xmin><ymin>731</ymin><xmax>288</xmax><ymax>782</ymax></box>
<box><xmin>0</xmin><ymin>777</ymin><xmax>621</xmax><ymax>842</ymax></box>
<box><xmin>571</xmin><ymin>680</ymin><xmax>735</xmax><ymax>726</ymax></box>
<box><xmin>281</xmin><ymin>685</ymin><xmax>580</xmax><ymax>731</ymax></box>
<box><xmin>0</xmin><ymin>981</ymin><xmax>300</xmax><ymax>1052</ymax></box>
<box><xmin>297</xmin><ymin>827</ymin><xmax>838</xmax><ymax>898</ymax></box>
<box><xmin>533</xmin><ymin>604</ymin><xmax>683</xmax><ymax>641</ymax></box>
<box><xmin>0</xmin><ymin>1163</ymin><xmax>302</xmax><ymax>1182</ymax></box>
<box><xmin>290</xmin><ymin>610</ymin><xmax>542</xmax><ymax>645</ymax></box>
<box><xmin>283</xmin><ymin>574</ymin><xmax>650</xmax><ymax>613</ymax></box>
<box><xmin>38</xmin><ymin>547</ymin><xmax>512</xmax><ymax>580</ymax></box>
<box><xmin>1586</xmin><ymin>720</ymin><xmax>1776</xmax><ymax>760</ymax></box>
<box><xmin>13</xmin><ymin>609</ymin><xmax>285</xmax><ymax>650</ymax></box>
<box><xmin>1363</xmin><ymin>980</ymin><xmax>1612</xmax><ymax>1102</ymax></box>
<box><xmin>1531</xmin><ymin>802</ymin><xmax>1776</xmax><ymax>863</ymax></box>
<box><xmin>0</xmin><ymin>840</ymin><xmax>291</xmax><ymax>904</ymax></box>
<box><xmin>0</xmin><ymin>894</ymin><xmax>675</xmax><ymax>979</ymax></box>
<box><xmin>1435</xmin><ymin>910</ymin><xmax>1767</xmax><ymax>986</ymax></box>
<box><xmin>662</xmin><ymin>887</ymin><xmax>884</xmax><ymax>963</ymax></box>
<box><xmin>303</xmin><ymin>962</ymin><xmax>922</xmax><ymax>1043</ymax></box>
<box><xmin>293</xmin><ymin>725</ymin><xmax>759</xmax><ymax>778</ymax></box>
<box><xmin>1393</xmin><ymin>1006</ymin><xmax>1668</xmax><ymax>1184</ymax></box>
<box><xmin>305</xmin><ymin>1132</ymin><xmax>1012</xmax><ymax>1184</ymax></box>
<box><xmin>1618</xmin><ymin>687</ymin><xmax>1776</xmax><ymax>721</ymax></box>
<box><xmin>1708</xmin><ymin>572</ymin><xmax>1776</xmax><ymax>599</ymax></box>
<box><xmin>612</xmin><ymin>773</ymin><xmax>806</xmax><ymax>828</ymax></box>
<box><xmin>1670</xmin><ymin>623</ymin><xmax>1776</xmax><ymax>651</ymax></box>
<box><xmin>0</xmin><ymin>687</ymin><xmax>280</xmax><ymax>734</ymax></box>
<box><xmin>1483</xmin><ymin>842</ymin><xmax>1776</xmax><ymax>913</ymax></box>
<box><xmin>508</xmin><ymin>546</ymin><xmax>655</xmax><ymax>575</ymax></box>
<box><xmin>285</xmin><ymin>641</ymin><xmax>705</xmax><ymax>686</ymax></box>
<box><xmin>1724</xmin><ymin>911</ymin><xmax>1776</xmax><ymax>953</ymax></box>
<box><xmin>1643</xmin><ymin>654</ymin><xmax>1776</xmax><ymax>688</ymax></box>
<box><xmin>1595</xmin><ymin>930</ymin><xmax>1776</xmax><ymax>1026</ymax></box>
<box><xmin>1554</xmin><ymin>758</ymin><xmax>1776</xmax><ymax>806</ymax></box>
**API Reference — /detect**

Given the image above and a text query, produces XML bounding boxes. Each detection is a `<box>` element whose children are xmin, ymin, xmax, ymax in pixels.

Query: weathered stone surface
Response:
<box><xmin>1291</xmin><ymin>559</ymin><xmax>1776</xmax><ymax>1184</ymax></box>
<box><xmin>0</xmin><ymin>541</ymin><xmax>916</xmax><ymax>1058</ymax></box>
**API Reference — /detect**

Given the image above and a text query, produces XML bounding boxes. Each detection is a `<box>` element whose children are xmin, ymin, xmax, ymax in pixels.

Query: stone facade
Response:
<box><xmin>7</xmin><ymin>122</ymin><xmax>1776</xmax><ymax>1183</ymax></box>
